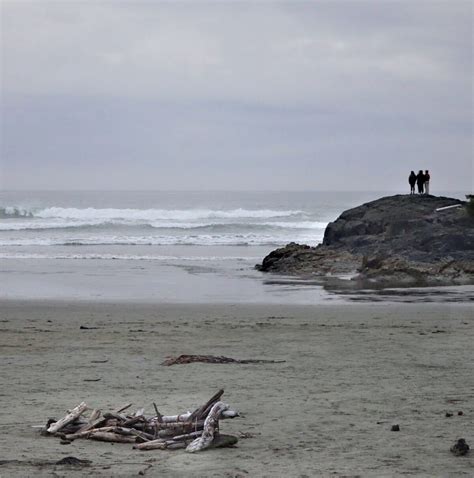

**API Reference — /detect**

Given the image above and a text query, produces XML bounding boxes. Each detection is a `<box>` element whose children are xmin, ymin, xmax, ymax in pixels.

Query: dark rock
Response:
<box><xmin>40</xmin><ymin>418</ymin><xmax>57</xmax><ymax>436</ymax></box>
<box><xmin>55</xmin><ymin>456</ymin><xmax>91</xmax><ymax>466</ymax></box>
<box><xmin>257</xmin><ymin>195</ymin><xmax>474</xmax><ymax>287</ymax></box>
<box><xmin>391</xmin><ymin>424</ymin><xmax>400</xmax><ymax>431</ymax></box>
<box><xmin>450</xmin><ymin>438</ymin><xmax>470</xmax><ymax>456</ymax></box>
<box><xmin>446</xmin><ymin>412</ymin><xmax>454</xmax><ymax>417</ymax></box>
<box><xmin>256</xmin><ymin>242</ymin><xmax>312</xmax><ymax>272</ymax></box>
<box><xmin>458</xmin><ymin>411</ymin><xmax>464</xmax><ymax>416</ymax></box>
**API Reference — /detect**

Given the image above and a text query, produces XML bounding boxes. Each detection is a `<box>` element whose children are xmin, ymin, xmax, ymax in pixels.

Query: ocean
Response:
<box><xmin>0</xmin><ymin>190</ymin><xmax>470</xmax><ymax>303</ymax></box>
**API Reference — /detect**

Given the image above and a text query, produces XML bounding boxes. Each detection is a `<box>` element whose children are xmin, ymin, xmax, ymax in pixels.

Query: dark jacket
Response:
<box><xmin>409</xmin><ymin>173</ymin><xmax>417</xmax><ymax>186</ymax></box>
<box><xmin>416</xmin><ymin>172</ymin><xmax>425</xmax><ymax>185</ymax></box>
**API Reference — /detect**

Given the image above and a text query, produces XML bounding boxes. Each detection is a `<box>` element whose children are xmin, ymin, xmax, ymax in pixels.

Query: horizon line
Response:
<box><xmin>0</xmin><ymin>188</ymin><xmax>470</xmax><ymax>194</ymax></box>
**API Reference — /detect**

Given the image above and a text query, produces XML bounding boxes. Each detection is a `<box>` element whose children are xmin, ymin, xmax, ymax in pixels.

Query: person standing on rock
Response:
<box><xmin>416</xmin><ymin>170</ymin><xmax>425</xmax><ymax>194</ymax></box>
<box><xmin>424</xmin><ymin>170</ymin><xmax>430</xmax><ymax>195</ymax></box>
<box><xmin>409</xmin><ymin>171</ymin><xmax>417</xmax><ymax>194</ymax></box>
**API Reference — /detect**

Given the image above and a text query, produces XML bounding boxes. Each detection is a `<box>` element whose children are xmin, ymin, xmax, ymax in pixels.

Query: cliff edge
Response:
<box><xmin>257</xmin><ymin>195</ymin><xmax>474</xmax><ymax>287</ymax></box>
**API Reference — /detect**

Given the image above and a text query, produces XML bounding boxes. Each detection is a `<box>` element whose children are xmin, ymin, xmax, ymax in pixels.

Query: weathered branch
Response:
<box><xmin>151</xmin><ymin>409</ymin><xmax>238</xmax><ymax>425</ymax></box>
<box><xmin>47</xmin><ymin>402</ymin><xmax>88</xmax><ymax>434</ymax></box>
<box><xmin>65</xmin><ymin>426</ymin><xmax>120</xmax><ymax>440</ymax></box>
<box><xmin>186</xmin><ymin>401</ymin><xmax>229</xmax><ymax>453</ymax></box>
<box><xmin>189</xmin><ymin>389</ymin><xmax>224</xmax><ymax>422</ymax></box>
<box><xmin>133</xmin><ymin>438</ymin><xmax>167</xmax><ymax>450</ymax></box>
<box><xmin>89</xmin><ymin>431</ymin><xmax>137</xmax><ymax>443</ymax></box>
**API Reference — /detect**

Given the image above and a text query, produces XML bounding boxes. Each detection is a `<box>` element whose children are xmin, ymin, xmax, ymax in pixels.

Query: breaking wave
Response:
<box><xmin>1</xmin><ymin>205</ymin><xmax>326</xmax><ymax>247</ymax></box>
<box><xmin>0</xmin><ymin>232</ymin><xmax>323</xmax><ymax>247</ymax></box>
<box><xmin>1</xmin><ymin>206</ymin><xmax>304</xmax><ymax>221</ymax></box>
<box><xmin>0</xmin><ymin>219</ymin><xmax>327</xmax><ymax>232</ymax></box>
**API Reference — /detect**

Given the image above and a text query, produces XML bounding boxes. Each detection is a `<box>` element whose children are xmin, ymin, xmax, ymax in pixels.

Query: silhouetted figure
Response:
<box><xmin>408</xmin><ymin>171</ymin><xmax>417</xmax><ymax>195</ymax></box>
<box><xmin>424</xmin><ymin>170</ymin><xmax>430</xmax><ymax>195</ymax></box>
<box><xmin>416</xmin><ymin>170</ymin><xmax>425</xmax><ymax>194</ymax></box>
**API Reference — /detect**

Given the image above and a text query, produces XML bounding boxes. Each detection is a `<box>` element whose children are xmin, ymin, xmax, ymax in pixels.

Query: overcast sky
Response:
<box><xmin>1</xmin><ymin>1</ymin><xmax>472</xmax><ymax>191</ymax></box>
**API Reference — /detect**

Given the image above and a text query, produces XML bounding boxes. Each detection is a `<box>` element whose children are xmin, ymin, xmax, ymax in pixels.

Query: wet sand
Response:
<box><xmin>0</xmin><ymin>300</ymin><xmax>472</xmax><ymax>477</ymax></box>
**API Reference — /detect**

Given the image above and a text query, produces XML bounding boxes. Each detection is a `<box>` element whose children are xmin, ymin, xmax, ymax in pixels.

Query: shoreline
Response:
<box><xmin>1</xmin><ymin>299</ymin><xmax>473</xmax><ymax>477</ymax></box>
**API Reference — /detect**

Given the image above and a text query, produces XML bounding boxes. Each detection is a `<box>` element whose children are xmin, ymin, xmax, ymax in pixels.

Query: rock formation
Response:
<box><xmin>257</xmin><ymin>195</ymin><xmax>474</xmax><ymax>287</ymax></box>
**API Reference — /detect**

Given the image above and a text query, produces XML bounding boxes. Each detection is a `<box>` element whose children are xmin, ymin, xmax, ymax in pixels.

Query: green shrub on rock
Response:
<box><xmin>466</xmin><ymin>195</ymin><xmax>474</xmax><ymax>217</ymax></box>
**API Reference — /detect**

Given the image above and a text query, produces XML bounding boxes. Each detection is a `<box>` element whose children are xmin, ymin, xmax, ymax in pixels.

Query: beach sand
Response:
<box><xmin>0</xmin><ymin>300</ymin><xmax>472</xmax><ymax>477</ymax></box>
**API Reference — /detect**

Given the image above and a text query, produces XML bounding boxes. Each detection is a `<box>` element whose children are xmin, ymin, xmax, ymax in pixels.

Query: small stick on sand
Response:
<box><xmin>114</xmin><ymin>403</ymin><xmax>133</xmax><ymax>413</ymax></box>
<box><xmin>153</xmin><ymin>403</ymin><xmax>163</xmax><ymax>423</ymax></box>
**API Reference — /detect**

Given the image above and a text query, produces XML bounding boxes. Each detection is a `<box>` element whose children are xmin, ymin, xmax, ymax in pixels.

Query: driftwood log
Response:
<box><xmin>162</xmin><ymin>354</ymin><xmax>285</xmax><ymax>366</ymax></box>
<box><xmin>47</xmin><ymin>402</ymin><xmax>88</xmax><ymax>434</ymax></box>
<box><xmin>42</xmin><ymin>390</ymin><xmax>240</xmax><ymax>453</ymax></box>
<box><xmin>186</xmin><ymin>401</ymin><xmax>229</xmax><ymax>453</ymax></box>
<box><xmin>89</xmin><ymin>431</ymin><xmax>137</xmax><ymax>443</ymax></box>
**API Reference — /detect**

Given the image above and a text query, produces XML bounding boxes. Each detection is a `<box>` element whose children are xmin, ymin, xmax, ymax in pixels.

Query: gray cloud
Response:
<box><xmin>1</xmin><ymin>1</ymin><xmax>472</xmax><ymax>191</ymax></box>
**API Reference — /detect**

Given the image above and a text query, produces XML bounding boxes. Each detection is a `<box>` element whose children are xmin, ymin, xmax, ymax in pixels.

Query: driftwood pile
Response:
<box><xmin>42</xmin><ymin>389</ymin><xmax>239</xmax><ymax>453</ymax></box>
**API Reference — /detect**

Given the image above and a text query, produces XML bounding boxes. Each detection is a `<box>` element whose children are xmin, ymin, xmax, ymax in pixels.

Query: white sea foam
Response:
<box><xmin>0</xmin><ymin>206</ymin><xmax>329</xmax><ymax>239</ymax></box>
<box><xmin>0</xmin><ymin>204</ymin><xmax>326</xmax><ymax>247</ymax></box>
<box><xmin>0</xmin><ymin>252</ymin><xmax>259</xmax><ymax>261</ymax></box>
<box><xmin>0</xmin><ymin>232</ymin><xmax>323</xmax><ymax>247</ymax></box>
<box><xmin>0</xmin><ymin>220</ymin><xmax>106</xmax><ymax>231</ymax></box>
<box><xmin>2</xmin><ymin>206</ymin><xmax>303</xmax><ymax>221</ymax></box>
<box><xmin>261</xmin><ymin>221</ymin><xmax>327</xmax><ymax>229</ymax></box>
<box><xmin>0</xmin><ymin>219</ymin><xmax>328</xmax><ymax>231</ymax></box>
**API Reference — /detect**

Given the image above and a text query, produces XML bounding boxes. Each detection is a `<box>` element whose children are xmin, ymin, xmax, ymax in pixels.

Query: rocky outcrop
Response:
<box><xmin>257</xmin><ymin>195</ymin><xmax>474</xmax><ymax>287</ymax></box>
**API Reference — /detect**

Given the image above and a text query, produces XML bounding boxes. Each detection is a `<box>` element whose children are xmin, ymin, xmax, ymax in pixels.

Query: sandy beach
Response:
<box><xmin>0</xmin><ymin>300</ymin><xmax>472</xmax><ymax>477</ymax></box>
<box><xmin>3</xmin><ymin>0</ymin><xmax>472</xmax><ymax>475</ymax></box>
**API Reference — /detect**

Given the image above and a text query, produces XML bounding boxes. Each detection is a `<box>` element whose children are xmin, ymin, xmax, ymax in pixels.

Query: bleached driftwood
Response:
<box><xmin>134</xmin><ymin>431</ymin><xmax>203</xmax><ymax>451</ymax></box>
<box><xmin>167</xmin><ymin>441</ymin><xmax>187</xmax><ymax>450</ymax></box>
<box><xmin>172</xmin><ymin>430</ymin><xmax>203</xmax><ymax>442</ymax></box>
<box><xmin>47</xmin><ymin>402</ymin><xmax>88</xmax><ymax>434</ymax></box>
<box><xmin>74</xmin><ymin>409</ymin><xmax>101</xmax><ymax>434</ymax></box>
<box><xmin>156</xmin><ymin>426</ymin><xmax>200</xmax><ymax>439</ymax></box>
<box><xmin>153</xmin><ymin>412</ymin><xmax>195</xmax><ymax>424</ymax></box>
<box><xmin>129</xmin><ymin>429</ymin><xmax>154</xmax><ymax>442</ymax></box>
<box><xmin>148</xmin><ymin>420</ymin><xmax>204</xmax><ymax>431</ymax></box>
<box><xmin>134</xmin><ymin>439</ymin><xmax>167</xmax><ymax>451</ymax></box>
<box><xmin>122</xmin><ymin>416</ymin><xmax>145</xmax><ymax>428</ymax></box>
<box><xmin>65</xmin><ymin>426</ymin><xmax>117</xmax><ymax>440</ymax></box>
<box><xmin>42</xmin><ymin>390</ymin><xmax>241</xmax><ymax>454</ymax></box>
<box><xmin>66</xmin><ymin>426</ymin><xmax>153</xmax><ymax>442</ymax></box>
<box><xmin>89</xmin><ymin>431</ymin><xmax>137</xmax><ymax>443</ymax></box>
<box><xmin>186</xmin><ymin>401</ymin><xmax>229</xmax><ymax>453</ymax></box>
<box><xmin>189</xmin><ymin>389</ymin><xmax>224</xmax><ymax>421</ymax></box>
<box><xmin>103</xmin><ymin>412</ymin><xmax>127</xmax><ymax>421</ymax></box>
<box><xmin>151</xmin><ymin>409</ymin><xmax>238</xmax><ymax>425</ymax></box>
